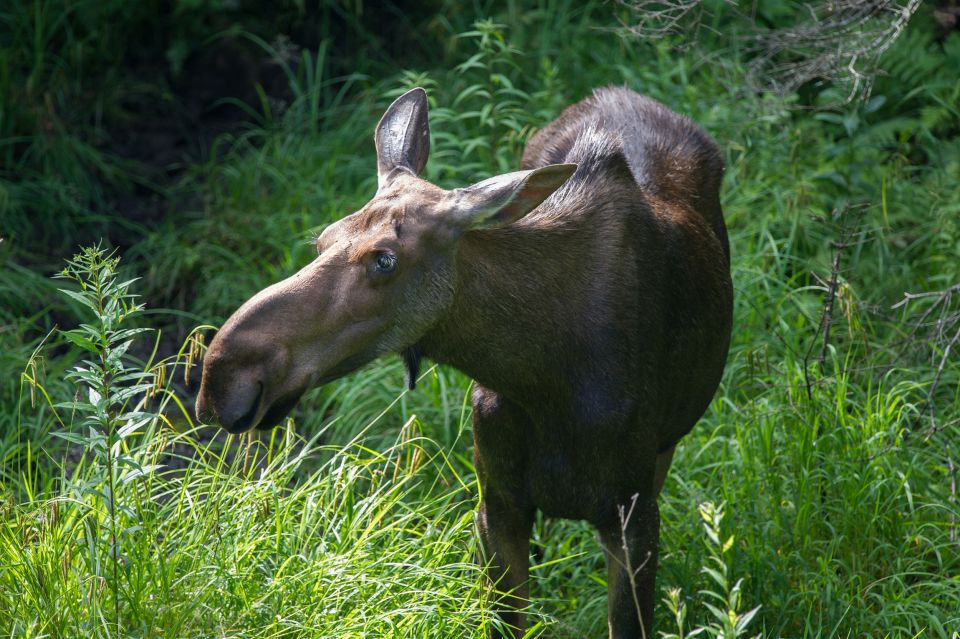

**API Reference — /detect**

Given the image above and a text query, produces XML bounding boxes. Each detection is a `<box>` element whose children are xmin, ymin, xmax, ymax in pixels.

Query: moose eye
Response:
<box><xmin>374</xmin><ymin>252</ymin><xmax>397</xmax><ymax>273</ymax></box>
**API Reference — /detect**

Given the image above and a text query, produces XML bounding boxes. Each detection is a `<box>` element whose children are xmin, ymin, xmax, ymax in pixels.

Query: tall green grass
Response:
<box><xmin>2</xmin><ymin>246</ymin><xmax>494</xmax><ymax>638</ymax></box>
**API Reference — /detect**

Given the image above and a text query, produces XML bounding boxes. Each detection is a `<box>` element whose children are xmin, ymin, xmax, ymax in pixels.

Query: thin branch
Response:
<box><xmin>801</xmin><ymin>205</ymin><xmax>862</xmax><ymax>400</ymax></box>
<box><xmin>617</xmin><ymin>493</ymin><xmax>650</xmax><ymax>639</ymax></box>
<box><xmin>891</xmin><ymin>282</ymin><xmax>960</xmax><ymax>436</ymax></box>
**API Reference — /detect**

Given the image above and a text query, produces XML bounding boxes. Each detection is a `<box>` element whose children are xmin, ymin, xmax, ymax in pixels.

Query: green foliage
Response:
<box><xmin>0</xmin><ymin>0</ymin><xmax>148</xmax><ymax>249</ymax></box>
<box><xmin>430</xmin><ymin>18</ymin><xmax>539</xmax><ymax>176</ymax></box>
<box><xmin>662</xmin><ymin>503</ymin><xmax>760</xmax><ymax>639</ymax></box>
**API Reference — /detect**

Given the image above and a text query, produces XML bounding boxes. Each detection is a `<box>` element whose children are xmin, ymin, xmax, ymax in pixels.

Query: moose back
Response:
<box><xmin>197</xmin><ymin>86</ymin><xmax>733</xmax><ymax>639</ymax></box>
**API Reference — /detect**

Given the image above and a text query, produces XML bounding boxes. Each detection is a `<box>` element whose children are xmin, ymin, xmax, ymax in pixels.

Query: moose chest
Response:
<box><xmin>525</xmin><ymin>443</ymin><xmax>617</xmax><ymax>522</ymax></box>
<box><xmin>473</xmin><ymin>382</ymin><xmax>659</xmax><ymax>526</ymax></box>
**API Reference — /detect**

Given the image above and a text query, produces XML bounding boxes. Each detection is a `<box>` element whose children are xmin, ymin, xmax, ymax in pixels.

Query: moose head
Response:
<box><xmin>196</xmin><ymin>88</ymin><xmax>575</xmax><ymax>433</ymax></box>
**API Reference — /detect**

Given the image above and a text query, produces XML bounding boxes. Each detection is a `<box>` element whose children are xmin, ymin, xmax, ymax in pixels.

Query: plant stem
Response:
<box><xmin>94</xmin><ymin>259</ymin><xmax>121</xmax><ymax>637</ymax></box>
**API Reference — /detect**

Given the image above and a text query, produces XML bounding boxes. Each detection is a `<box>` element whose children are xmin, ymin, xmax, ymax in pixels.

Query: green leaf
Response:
<box><xmin>736</xmin><ymin>605</ymin><xmax>761</xmax><ymax>632</ymax></box>
<box><xmin>721</xmin><ymin>534</ymin><xmax>734</xmax><ymax>554</ymax></box>
<box><xmin>58</xmin><ymin>288</ymin><xmax>99</xmax><ymax>314</ymax></box>
<box><xmin>120</xmin><ymin>465</ymin><xmax>162</xmax><ymax>485</ymax></box>
<box><xmin>61</xmin><ymin>331</ymin><xmax>98</xmax><ymax>353</ymax></box>
<box><xmin>117</xmin><ymin>416</ymin><xmax>152</xmax><ymax>438</ymax></box>
<box><xmin>52</xmin><ymin>431</ymin><xmax>90</xmax><ymax>445</ymax></box>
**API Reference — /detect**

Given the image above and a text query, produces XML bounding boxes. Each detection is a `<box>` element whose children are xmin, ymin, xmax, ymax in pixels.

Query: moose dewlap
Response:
<box><xmin>197</xmin><ymin>86</ymin><xmax>733</xmax><ymax>639</ymax></box>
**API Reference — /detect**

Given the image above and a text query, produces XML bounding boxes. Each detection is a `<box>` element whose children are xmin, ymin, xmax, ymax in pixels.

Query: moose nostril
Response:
<box><xmin>196</xmin><ymin>401</ymin><xmax>213</xmax><ymax>425</ymax></box>
<box><xmin>195</xmin><ymin>388</ymin><xmax>214</xmax><ymax>425</ymax></box>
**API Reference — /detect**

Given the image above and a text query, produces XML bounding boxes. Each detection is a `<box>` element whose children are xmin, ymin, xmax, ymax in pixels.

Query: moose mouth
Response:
<box><xmin>222</xmin><ymin>382</ymin><xmax>263</xmax><ymax>433</ymax></box>
<box><xmin>255</xmin><ymin>389</ymin><xmax>305</xmax><ymax>431</ymax></box>
<box><xmin>222</xmin><ymin>350</ymin><xmax>380</xmax><ymax>433</ymax></box>
<box><xmin>218</xmin><ymin>382</ymin><xmax>304</xmax><ymax>434</ymax></box>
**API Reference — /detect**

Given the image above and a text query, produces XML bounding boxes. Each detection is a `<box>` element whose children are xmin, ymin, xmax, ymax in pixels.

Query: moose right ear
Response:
<box><xmin>375</xmin><ymin>87</ymin><xmax>430</xmax><ymax>189</ymax></box>
<box><xmin>448</xmin><ymin>163</ymin><xmax>577</xmax><ymax>230</ymax></box>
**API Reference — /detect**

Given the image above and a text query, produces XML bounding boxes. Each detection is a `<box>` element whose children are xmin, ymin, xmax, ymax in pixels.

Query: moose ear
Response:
<box><xmin>375</xmin><ymin>87</ymin><xmax>430</xmax><ymax>188</ymax></box>
<box><xmin>449</xmin><ymin>163</ymin><xmax>577</xmax><ymax>230</ymax></box>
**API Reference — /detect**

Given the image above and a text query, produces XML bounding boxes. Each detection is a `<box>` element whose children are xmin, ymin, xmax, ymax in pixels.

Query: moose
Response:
<box><xmin>196</xmin><ymin>86</ymin><xmax>733</xmax><ymax>638</ymax></box>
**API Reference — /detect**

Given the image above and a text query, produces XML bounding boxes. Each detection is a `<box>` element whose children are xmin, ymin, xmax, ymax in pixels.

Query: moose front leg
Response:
<box><xmin>472</xmin><ymin>386</ymin><xmax>534</xmax><ymax>639</ymax></box>
<box><xmin>600</xmin><ymin>496</ymin><xmax>660</xmax><ymax>639</ymax></box>
<box><xmin>477</xmin><ymin>496</ymin><xmax>534</xmax><ymax>639</ymax></box>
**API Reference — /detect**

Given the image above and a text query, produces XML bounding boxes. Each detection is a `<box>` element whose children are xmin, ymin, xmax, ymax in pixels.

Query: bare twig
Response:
<box><xmin>819</xmin><ymin>242</ymin><xmax>844</xmax><ymax>367</ymax></box>
<box><xmin>926</xmin><ymin>323</ymin><xmax>960</xmax><ymax>426</ymax></box>
<box><xmin>801</xmin><ymin>205</ymin><xmax>863</xmax><ymax>400</ymax></box>
<box><xmin>746</xmin><ymin>0</ymin><xmax>922</xmax><ymax>104</ymax></box>
<box><xmin>892</xmin><ymin>282</ymin><xmax>960</xmax><ymax>435</ymax></box>
<box><xmin>620</xmin><ymin>0</ymin><xmax>922</xmax><ymax>105</ymax></box>
<box><xmin>892</xmin><ymin>282</ymin><xmax>960</xmax><ymax>342</ymax></box>
<box><xmin>617</xmin><ymin>493</ymin><xmax>650</xmax><ymax>639</ymax></box>
<box><xmin>615</xmin><ymin>0</ymin><xmax>712</xmax><ymax>38</ymax></box>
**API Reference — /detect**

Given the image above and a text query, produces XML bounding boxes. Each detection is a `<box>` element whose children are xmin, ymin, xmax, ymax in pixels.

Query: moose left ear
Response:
<box><xmin>375</xmin><ymin>87</ymin><xmax>431</xmax><ymax>189</ymax></box>
<box><xmin>449</xmin><ymin>163</ymin><xmax>577</xmax><ymax>230</ymax></box>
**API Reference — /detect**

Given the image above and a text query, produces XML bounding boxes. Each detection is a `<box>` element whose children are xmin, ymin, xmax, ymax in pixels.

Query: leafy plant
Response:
<box><xmin>662</xmin><ymin>502</ymin><xmax>760</xmax><ymax>639</ymax></box>
<box><xmin>49</xmin><ymin>246</ymin><xmax>158</xmax><ymax>634</ymax></box>
<box><xmin>408</xmin><ymin>19</ymin><xmax>544</xmax><ymax>183</ymax></box>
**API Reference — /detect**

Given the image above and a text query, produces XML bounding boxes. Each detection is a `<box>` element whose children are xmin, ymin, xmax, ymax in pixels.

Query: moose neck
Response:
<box><xmin>420</xmin><ymin>219</ymin><xmax>591</xmax><ymax>401</ymax></box>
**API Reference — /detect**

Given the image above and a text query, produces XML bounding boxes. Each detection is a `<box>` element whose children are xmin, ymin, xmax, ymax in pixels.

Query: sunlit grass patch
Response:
<box><xmin>1</xmin><ymin>247</ymin><xmax>492</xmax><ymax>638</ymax></box>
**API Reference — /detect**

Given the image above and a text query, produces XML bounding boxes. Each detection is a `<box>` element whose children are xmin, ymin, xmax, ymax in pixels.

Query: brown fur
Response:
<box><xmin>197</xmin><ymin>86</ymin><xmax>733</xmax><ymax>639</ymax></box>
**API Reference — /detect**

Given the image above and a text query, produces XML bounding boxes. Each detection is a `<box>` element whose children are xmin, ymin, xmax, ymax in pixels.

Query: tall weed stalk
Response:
<box><xmin>52</xmin><ymin>246</ymin><xmax>158</xmax><ymax>635</ymax></box>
